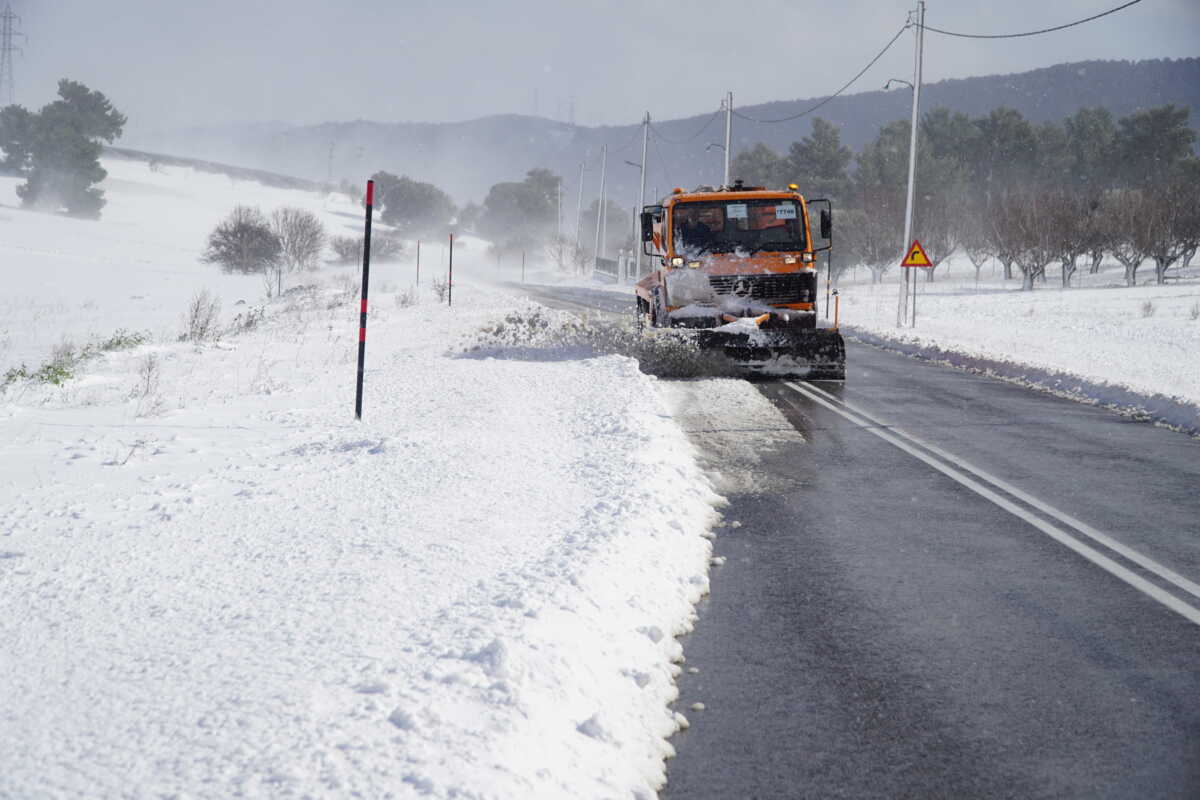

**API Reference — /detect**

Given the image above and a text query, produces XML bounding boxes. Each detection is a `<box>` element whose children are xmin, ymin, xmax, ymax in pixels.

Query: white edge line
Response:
<box><xmin>784</xmin><ymin>381</ymin><xmax>1200</xmax><ymax>627</ymax></box>
<box><xmin>799</xmin><ymin>381</ymin><xmax>1200</xmax><ymax>602</ymax></box>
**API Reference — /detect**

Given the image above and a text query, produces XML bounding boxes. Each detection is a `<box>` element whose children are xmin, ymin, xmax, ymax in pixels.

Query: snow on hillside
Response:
<box><xmin>0</xmin><ymin>160</ymin><xmax>734</xmax><ymax>798</ymax></box>
<box><xmin>0</xmin><ymin>157</ymin><xmax>370</xmax><ymax>372</ymax></box>
<box><xmin>836</xmin><ymin>259</ymin><xmax>1200</xmax><ymax>410</ymax></box>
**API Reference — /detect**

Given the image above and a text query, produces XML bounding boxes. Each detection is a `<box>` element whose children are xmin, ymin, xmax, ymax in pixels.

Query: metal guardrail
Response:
<box><xmin>593</xmin><ymin>256</ymin><xmax>619</xmax><ymax>283</ymax></box>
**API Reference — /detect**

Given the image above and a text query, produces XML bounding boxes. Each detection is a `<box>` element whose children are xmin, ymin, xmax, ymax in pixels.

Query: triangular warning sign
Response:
<box><xmin>901</xmin><ymin>239</ymin><xmax>933</xmax><ymax>268</ymax></box>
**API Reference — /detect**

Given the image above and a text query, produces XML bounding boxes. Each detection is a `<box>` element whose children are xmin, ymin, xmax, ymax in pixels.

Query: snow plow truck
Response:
<box><xmin>636</xmin><ymin>180</ymin><xmax>845</xmax><ymax>380</ymax></box>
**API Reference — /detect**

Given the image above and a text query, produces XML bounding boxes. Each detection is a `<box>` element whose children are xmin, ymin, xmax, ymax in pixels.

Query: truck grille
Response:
<box><xmin>709</xmin><ymin>274</ymin><xmax>811</xmax><ymax>303</ymax></box>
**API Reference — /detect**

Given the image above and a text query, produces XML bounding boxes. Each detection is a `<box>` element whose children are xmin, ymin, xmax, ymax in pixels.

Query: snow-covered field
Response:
<box><xmin>0</xmin><ymin>159</ymin><xmax>742</xmax><ymax>798</ymax></box>
<box><xmin>835</xmin><ymin>259</ymin><xmax>1200</xmax><ymax>412</ymax></box>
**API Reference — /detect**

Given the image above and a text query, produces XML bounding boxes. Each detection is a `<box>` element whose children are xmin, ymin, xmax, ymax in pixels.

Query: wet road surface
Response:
<box><xmin>663</xmin><ymin>343</ymin><xmax>1200</xmax><ymax>799</ymax></box>
<box><xmin>512</xmin><ymin>283</ymin><xmax>1200</xmax><ymax>798</ymax></box>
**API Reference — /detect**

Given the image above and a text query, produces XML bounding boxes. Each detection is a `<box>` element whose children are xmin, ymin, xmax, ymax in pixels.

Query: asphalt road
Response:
<box><xmin>512</xmin><ymin>283</ymin><xmax>1200</xmax><ymax>798</ymax></box>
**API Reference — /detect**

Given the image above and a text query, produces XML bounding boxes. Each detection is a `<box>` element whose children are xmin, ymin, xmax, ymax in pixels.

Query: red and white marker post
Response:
<box><xmin>354</xmin><ymin>179</ymin><xmax>374</xmax><ymax>420</ymax></box>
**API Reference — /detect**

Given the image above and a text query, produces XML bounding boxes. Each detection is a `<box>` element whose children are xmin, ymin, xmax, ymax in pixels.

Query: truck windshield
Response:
<box><xmin>673</xmin><ymin>199</ymin><xmax>806</xmax><ymax>255</ymax></box>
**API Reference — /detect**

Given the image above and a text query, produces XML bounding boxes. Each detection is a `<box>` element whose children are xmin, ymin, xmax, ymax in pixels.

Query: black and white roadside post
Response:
<box><xmin>448</xmin><ymin>233</ymin><xmax>454</xmax><ymax>307</ymax></box>
<box><xmin>521</xmin><ymin>250</ymin><xmax>526</xmax><ymax>284</ymax></box>
<box><xmin>354</xmin><ymin>179</ymin><xmax>374</xmax><ymax>420</ymax></box>
<box><xmin>416</xmin><ymin>239</ymin><xmax>421</xmax><ymax>286</ymax></box>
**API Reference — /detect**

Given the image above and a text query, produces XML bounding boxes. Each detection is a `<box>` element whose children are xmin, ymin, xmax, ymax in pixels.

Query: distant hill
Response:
<box><xmin>103</xmin><ymin>146</ymin><xmax>322</xmax><ymax>192</ymax></box>
<box><xmin>127</xmin><ymin>58</ymin><xmax>1200</xmax><ymax>207</ymax></box>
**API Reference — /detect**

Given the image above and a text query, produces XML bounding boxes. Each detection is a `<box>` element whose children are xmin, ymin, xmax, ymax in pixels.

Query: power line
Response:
<box><xmin>733</xmin><ymin>24</ymin><xmax>909</xmax><ymax>124</ymax></box>
<box><xmin>648</xmin><ymin>108</ymin><xmax>723</xmax><ymax>144</ymax></box>
<box><xmin>609</xmin><ymin>123</ymin><xmax>645</xmax><ymax>154</ymax></box>
<box><xmin>649</xmin><ymin>132</ymin><xmax>674</xmax><ymax>194</ymax></box>
<box><xmin>920</xmin><ymin>0</ymin><xmax>1143</xmax><ymax>39</ymax></box>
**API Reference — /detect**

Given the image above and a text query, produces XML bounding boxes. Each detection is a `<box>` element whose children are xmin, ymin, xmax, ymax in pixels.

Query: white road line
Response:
<box><xmin>783</xmin><ymin>381</ymin><xmax>1200</xmax><ymax>627</ymax></box>
<box><xmin>799</xmin><ymin>381</ymin><xmax>1200</xmax><ymax>603</ymax></box>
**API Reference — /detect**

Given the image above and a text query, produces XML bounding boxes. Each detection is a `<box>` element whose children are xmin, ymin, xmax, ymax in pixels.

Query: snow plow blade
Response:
<box><xmin>694</xmin><ymin>327</ymin><xmax>846</xmax><ymax>380</ymax></box>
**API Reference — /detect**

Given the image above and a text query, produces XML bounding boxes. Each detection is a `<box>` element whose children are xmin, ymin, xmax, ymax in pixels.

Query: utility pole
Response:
<box><xmin>896</xmin><ymin>1</ymin><xmax>925</xmax><ymax>328</ymax></box>
<box><xmin>574</xmin><ymin>161</ymin><xmax>586</xmax><ymax>248</ymax></box>
<box><xmin>723</xmin><ymin>91</ymin><xmax>733</xmax><ymax>187</ymax></box>
<box><xmin>636</xmin><ymin>112</ymin><xmax>649</xmax><ymax>279</ymax></box>
<box><xmin>0</xmin><ymin>4</ymin><xmax>23</xmax><ymax>106</ymax></box>
<box><xmin>593</xmin><ymin>144</ymin><xmax>607</xmax><ymax>266</ymax></box>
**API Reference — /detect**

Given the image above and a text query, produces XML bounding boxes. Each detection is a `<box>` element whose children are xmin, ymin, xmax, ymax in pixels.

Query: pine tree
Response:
<box><xmin>15</xmin><ymin>80</ymin><xmax>126</xmax><ymax>217</ymax></box>
<box><xmin>0</xmin><ymin>105</ymin><xmax>35</xmax><ymax>173</ymax></box>
<box><xmin>730</xmin><ymin>143</ymin><xmax>783</xmax><ymax>188</ymax></box>
<box><xmin>783</xmin><ymin>118</ymin><xmax>853</xmax><ymax>201</ymax></box>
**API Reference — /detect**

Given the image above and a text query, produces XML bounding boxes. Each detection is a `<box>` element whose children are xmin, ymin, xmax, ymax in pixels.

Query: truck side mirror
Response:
<box><xmin>808</xmin><ymin>199</ymin><xmax>832</xmax><ymax>252</ymax></box>
<box><xmin>640</xmin><ymin>212</ymin><xmax>655</xmax><ymax>242</ymax></box>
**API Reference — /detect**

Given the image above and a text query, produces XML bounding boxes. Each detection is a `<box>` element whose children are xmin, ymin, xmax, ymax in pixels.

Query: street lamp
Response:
<box><xmin>884</xmin><ymin>78</ymin><xmax>913</xmax><ymax>91</ymax></box>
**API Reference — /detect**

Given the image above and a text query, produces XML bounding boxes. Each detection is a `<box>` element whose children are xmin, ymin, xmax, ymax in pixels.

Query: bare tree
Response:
<box><xmin>842</xmin><ymin>189</ymin><xmax>902</xmax><ymax>284</ymax></box>
<box><xmin>271</xmin><ymin>207</ymin><xmax>327</xmax><ymax>272</ymax></box>
<box><xmin>1044</xmin><ymin>190</ymin><xmax>1102</xmax><ymax>288</ymax></box>
<box><xmin>986</xmin><ymin>195</ymin><xmax>1025</xmax><ymax>283</ymax></box>
<box><xmin>1143</xmin><ymin>180</ymin><xmax>1200</xmax><ymax>284</ymax></box>
<box><xmin>957</xmin><ymin>204</ymin><xmax>993</xmax><ymax>284</ymax></box>
<box><xmin>544</xmin><ymin>234</ymin><xmax>586</xmax><ymax>273</ymax></box>
<box><xmin>992</xmin><ymin>192</ymin><xmax>1057</xmax><ymax>291</ymax></box>
<box><xmin>1105</xmin><ymin>190</ymin><xmax>1153</xmax><ymax>287</ymax></box>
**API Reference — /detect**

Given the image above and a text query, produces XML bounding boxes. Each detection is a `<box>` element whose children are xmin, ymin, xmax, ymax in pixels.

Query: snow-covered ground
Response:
<box><xmin>835</xmin><ymin>258</ymin><xmax>1200</xmax><ymax>410</ymax></box>
<box><xmin>0</xmin><ymin>158</ymin><xmax>746</xmax><ymax>798</ymax></box>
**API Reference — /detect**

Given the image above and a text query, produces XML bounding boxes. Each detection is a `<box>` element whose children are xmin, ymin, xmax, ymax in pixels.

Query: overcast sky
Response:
<box><xmin>8</xmin><ymin>0</ymin><xmax>1199</xmax><ymax>134</ymax></box>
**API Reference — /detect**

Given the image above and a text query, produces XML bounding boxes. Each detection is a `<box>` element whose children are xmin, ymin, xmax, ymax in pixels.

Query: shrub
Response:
<box><xmin>229</xmin><ymin>305</ymin><xmax>265</xmax><ymax>334</ymax></box>
<box><xmin>202</xmin><ymin>206</ymin><xmax>282</xmax><ymax>275</ymax></box>
<box><xmin>431</xmin><ymin>276</ymin><xmax>449</xmax><ymax>302</ymax></box>
<box><xmin>395</xmin><ymin>286</ymin><xmax>418</xmax><ymax>308</ymax></box>
<box><xmin>1</xmin><ymin>328</ymin><xmax>148</xmax><ymax>391</ymax></box>
<box><xmin>1140</xmin><ymin>300</ymin><xmax>1156</xmax><ymax>318</ymax></box>
<box><xmin>330</xmin><ymin>235</ymin><xmax>361</xmax><ymax>264</ymax></box>
<box><xmin>330</xmin><ymin>234</ymin><xmax>404</xmax><ymax>264</ymax></box>
<box><xmin>181</xmin><ymin>290</ymin><xmax>221</xmax><ymax>342</ymax></box>
<box><xmin>134</xmin><ymin>353</ymin><xmax>160</xmax><ymax>400</ymax></box>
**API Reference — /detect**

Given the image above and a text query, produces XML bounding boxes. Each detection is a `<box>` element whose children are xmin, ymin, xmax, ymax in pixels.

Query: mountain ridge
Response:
<box><xmin>126</xmin><ymin>57</ymin><xmax>1200</xmax><ymax>206</ymax></box>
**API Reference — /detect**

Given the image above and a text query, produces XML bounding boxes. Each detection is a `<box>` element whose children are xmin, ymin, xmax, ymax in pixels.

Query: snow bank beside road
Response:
<box><xmin>0</xmin><ymin>280</ymin><xmax>721</xmax><ymax>798</ymax></box>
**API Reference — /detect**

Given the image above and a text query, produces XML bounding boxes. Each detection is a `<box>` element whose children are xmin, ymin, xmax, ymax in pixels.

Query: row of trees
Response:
<box><xmin>364</xmin><ymin>165</ymin><xmax>631</xmax><ymax>274</ymax></box>
<box><xmin>733</xmin><ymin>105</ymin><xmax>1200</xmax><ymax>288</ymax></box>
<box><xmin>0</xmin><ymin>79</ymin><xmax>126</xmax><ymax>217</ymax></box>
